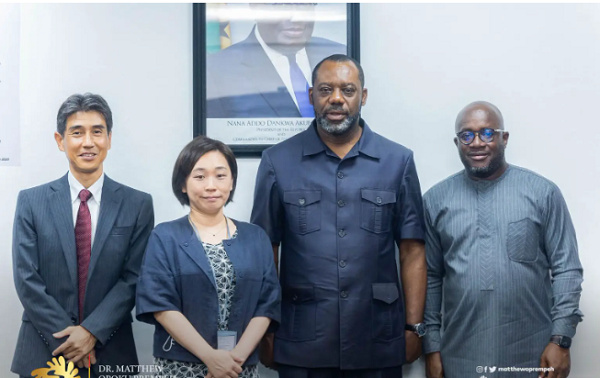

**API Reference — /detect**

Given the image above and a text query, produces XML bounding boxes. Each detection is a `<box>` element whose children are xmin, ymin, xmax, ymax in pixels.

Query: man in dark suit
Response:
<box><xmin>11</xmin><ymin>93</ymin><xmax>154</xmax><ymax>377</ymax></box>
<box><xmin>206</xmin><ymin>3</ymin><xmax>346</xmax><ymax>118</ymax></box>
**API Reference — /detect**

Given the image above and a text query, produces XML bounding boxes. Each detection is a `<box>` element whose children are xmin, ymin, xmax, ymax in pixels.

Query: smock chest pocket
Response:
<box><xmin>283</xmin><ymin>190</ymin><xmax>322</xmax><ymax>235</ymax></box>
<box><xmin>507</xmin><ymin>218</ymin><xmax>539</xmax><ymax>263</ymax></box>
<box><xmin>360</xmin><ymin>189</ymin><xmax>396</xmax><ymax>234</ymax></box>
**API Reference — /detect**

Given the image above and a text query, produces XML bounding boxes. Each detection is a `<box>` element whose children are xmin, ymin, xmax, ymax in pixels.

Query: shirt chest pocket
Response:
<box><xmin>507</xmin><ymin>218</ymin><xmax>540</xmax><ymax>263</ymax></box>
<box><xmin>283</xmin><ymin>190</ymin><xmax>321</xmax><ymax>235</ymax></box>
<box><xmin>360</xmin><ymin>189</ymin><xmax>396</xmax><ymax>234</ymax></box>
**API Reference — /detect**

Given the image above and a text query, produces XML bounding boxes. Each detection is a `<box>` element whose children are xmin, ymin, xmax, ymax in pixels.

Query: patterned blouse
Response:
<box><xmin>154</xmin><ymin>231</ymin><xmax>259</xmax><ymax>378</ymax></box>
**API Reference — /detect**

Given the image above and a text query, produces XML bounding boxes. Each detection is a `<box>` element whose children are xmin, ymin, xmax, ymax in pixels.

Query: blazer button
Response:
<box><xmin>337</xmin><ymin>171</ymin><xmax>345</xmax><ymax>179</ymax></box>
<box><xmin>71</xmin><ymin>317</ymin><xmax>77</xmax><ymax>324</ymax></box>
<box><xmin>340</xmin><ymin>291</ymin><xmax>348</xmax><ymax>298</ymax></box>
<box><xmin>339</xmin><ymin>260</ymin><xmax>347</xmax><ymax>268</ymax></box>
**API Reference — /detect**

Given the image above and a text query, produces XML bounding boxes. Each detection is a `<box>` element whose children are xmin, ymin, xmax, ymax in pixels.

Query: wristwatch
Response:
<box><xmin>550</xmin><ymin>335</ymin><xmax>572</xmax><ymax>349</ymax></box>
<box><xmin>405</xmin><ymin>323</ymin><xmax>427</xmax><ymax>338</ymax></box>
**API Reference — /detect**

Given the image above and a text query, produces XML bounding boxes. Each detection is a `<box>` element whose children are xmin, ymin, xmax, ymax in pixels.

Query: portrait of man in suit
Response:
<box><xmin>11</xmin><ymin>93</ymin><xmax>154</xmax><ymax>377</ymax></box>
<box><xmin>206</xmin><ymin>3</ymin><xmax>347</xmax><ymax>118</ymax></box>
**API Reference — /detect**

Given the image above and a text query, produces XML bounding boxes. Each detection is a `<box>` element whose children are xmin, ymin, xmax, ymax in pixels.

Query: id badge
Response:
<box><xmin>217</xmin><ymin>330</ymin><xmax>237</xmax><ymax>351</ymax></box>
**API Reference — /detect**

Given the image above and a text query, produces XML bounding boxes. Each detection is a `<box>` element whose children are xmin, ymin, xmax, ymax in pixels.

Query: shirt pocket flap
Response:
<box><xmin>372</xmin><ymin>283</ymin><xmax>399</xmax><ymax>304</ymax></box>
<box><xmin>361</xmin><ymin>189</ymin><xmax>396</xmax><ymax>206</ymax></box>
<box><xmin>285</xmin><ymin>286</ymin><xmax>315</xmax><ymax>303</ymax></box>
<box><xmin>283</xmin><ymin>190</ymin><xmax>322</xmax><ymax>207</ymax></box>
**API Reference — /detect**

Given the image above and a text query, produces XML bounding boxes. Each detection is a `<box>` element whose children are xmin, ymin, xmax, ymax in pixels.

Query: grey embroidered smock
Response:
<box><xmin>423</xmin><ymin>165</ymin><xmax>583</xmax><ymax>377</ymax></box>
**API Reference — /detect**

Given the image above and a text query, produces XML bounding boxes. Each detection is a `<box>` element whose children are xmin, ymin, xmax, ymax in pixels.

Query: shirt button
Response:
<box><xmin>339</xmin><ymin>260</ymin><xmax>347</xmax><ymax>268</ymax></box>
<box><xmin>337</xmin><ymin>200</ymin><xmax>345</xmax><ymax>207</ymax></box>
<box><xmin>338</xmin><ymin>229</ymin><xmax>346</xmax><ymax>238</ymax></box>
<box><xmin>376</xmin><ymin>196</ymin><xmax>382</xmax><ymax>204</ymax></box>
<box><xmin>298</xmin><ymin>198</ymin><xmax>306</xmax><ymax>206</ymax></box>
<box><xmin>340</xmin><ymin>291</ymin><xmax>348</xmax><ymax>298</ymax></box>
<box><xmin>337</xmin><ymin>171</ymin><xmax>345</xmax><ymax>179</ymax></box>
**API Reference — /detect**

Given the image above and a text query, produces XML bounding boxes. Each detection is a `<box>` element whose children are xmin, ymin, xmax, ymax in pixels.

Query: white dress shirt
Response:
<box><xmin>255</xmin><ymin>27</ymin><xmax>312</xmax><ymax>110</ymax></box>
<box><xmin>68</xmin><ymin>171</ymin><xmax>104</xmax><ymax>248</ymax></box>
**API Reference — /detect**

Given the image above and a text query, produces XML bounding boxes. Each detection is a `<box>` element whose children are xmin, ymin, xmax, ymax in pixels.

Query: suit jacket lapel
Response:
<box><xmin>88</xmin><ymin>175</ymin><xmax>122</xmax><ymax>278</ymax></box>
<box><xmin>49</xmin><ymin>174</ymin><xmax>78</xmax><ymax>286</ymax></box>
<box><xmin>241</xmin><ymin>29</ymin><xmax>300</xmax><ymax>116</ymax></box>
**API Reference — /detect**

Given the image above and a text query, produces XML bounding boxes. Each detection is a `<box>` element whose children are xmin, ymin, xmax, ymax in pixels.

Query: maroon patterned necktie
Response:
<box><xmin>75</xmin><ymin>189</ymin><xmax>92</xmax><ymax>321</ymax></box>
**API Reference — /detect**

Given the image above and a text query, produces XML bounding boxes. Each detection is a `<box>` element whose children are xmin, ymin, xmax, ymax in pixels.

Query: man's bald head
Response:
<box><xmin>455</xmin><ymin>101</ymin><xmax>504</xmax><ymax>133</ymax></box>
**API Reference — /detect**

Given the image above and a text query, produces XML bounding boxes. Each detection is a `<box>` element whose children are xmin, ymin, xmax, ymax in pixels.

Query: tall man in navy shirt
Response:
<box><xmin>251</xmin><ymin>54</ymin><xmax>427</xmax><ymax>377</ymax></box>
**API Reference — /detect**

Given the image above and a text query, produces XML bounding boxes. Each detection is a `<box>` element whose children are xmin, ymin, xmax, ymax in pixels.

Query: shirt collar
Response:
<box><xmin>302</xmin><ymin>118</ymin><xmax>381</xmax><ymax>159</ymax></box>
<box><xmin>68</xmin><ymin>171</ymin><xmax>105</xmax><ymax>204</ymax></box>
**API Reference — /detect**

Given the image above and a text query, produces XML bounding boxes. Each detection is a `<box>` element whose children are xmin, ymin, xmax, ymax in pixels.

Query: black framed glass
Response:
<box><xmin>456</xmin><ymin>128</ymin><xmax>505</xmax><ymax>145</ymax></box>
<box><xmin>193</xmin><ymin>3</ymin><xmax>361</xmax><ymax>157</ymax></box>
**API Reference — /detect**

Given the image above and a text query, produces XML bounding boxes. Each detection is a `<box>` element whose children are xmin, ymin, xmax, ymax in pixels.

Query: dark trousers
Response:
<box><xmin>277</xmin><ymin>364</ymin><xmax>403</xmax><ymax>378</ymax></box>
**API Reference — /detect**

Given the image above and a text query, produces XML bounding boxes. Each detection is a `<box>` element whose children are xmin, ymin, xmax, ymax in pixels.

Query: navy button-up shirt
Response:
<box><xmin>251</xmin><ymin>120</ymin><xmax>425</xmax><ymax>369</ymax></box>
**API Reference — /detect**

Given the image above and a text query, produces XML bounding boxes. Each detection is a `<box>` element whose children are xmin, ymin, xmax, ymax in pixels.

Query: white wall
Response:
<box><xmin>0</xmin><ymin>3</ymin><xmax>597</xmax><ymax>377</ymax></box>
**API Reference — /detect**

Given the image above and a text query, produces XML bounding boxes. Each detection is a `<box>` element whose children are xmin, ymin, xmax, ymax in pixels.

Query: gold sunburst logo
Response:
<box><xmin>31</xmin><ymin>356</ymin><xmax>80</xmax><ymax>378</ymax></box>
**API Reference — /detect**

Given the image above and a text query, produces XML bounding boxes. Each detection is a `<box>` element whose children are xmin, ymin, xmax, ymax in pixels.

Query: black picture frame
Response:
<box><xmin>193</xmin><ymin>3</ymin><xmax>361</xmax><ymax>157</ymax></box>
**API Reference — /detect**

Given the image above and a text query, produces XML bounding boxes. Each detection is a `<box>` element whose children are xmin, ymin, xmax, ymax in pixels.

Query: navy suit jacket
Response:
<box><xmin>12</xmin><ymin>174</ymin><xmax>154</xmax><ymax>376</ymax></box>
<box><xmin>206</xmin><ymin>28</ymin><xmax>346</xmax><ymax>118</ymax></box>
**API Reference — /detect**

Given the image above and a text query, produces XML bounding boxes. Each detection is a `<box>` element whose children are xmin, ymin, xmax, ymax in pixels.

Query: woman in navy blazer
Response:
<box><xmin>136</xmin><ymin>136</ymin><xmax>280</xmax><ymax>378</ymax></box>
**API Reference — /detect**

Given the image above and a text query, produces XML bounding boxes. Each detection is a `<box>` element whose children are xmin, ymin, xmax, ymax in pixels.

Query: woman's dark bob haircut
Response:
<box><xmin>172</xmin><ymin>136</ymin><xmax>238</xmax><ymax>206</ymax></box>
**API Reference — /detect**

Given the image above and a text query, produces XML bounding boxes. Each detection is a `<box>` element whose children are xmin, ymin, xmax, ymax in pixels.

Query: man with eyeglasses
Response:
<box><xmin>422</xmin><ymin>101</ymin><xmax>583</xmax><ymax>378</ymax></box>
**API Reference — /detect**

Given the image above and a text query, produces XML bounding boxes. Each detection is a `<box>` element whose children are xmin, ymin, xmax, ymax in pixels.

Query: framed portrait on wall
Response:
<box><xmin>193</xmin><ymin>3</ymin><xmax>360</xmax><ymax>156</ymax></box>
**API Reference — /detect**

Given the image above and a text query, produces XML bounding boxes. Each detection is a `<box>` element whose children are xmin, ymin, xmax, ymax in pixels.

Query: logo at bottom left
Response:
<box><xmin>31</xmin><ymin>356</ymin><xmax>80</xmax><ymax>378</ymax></box>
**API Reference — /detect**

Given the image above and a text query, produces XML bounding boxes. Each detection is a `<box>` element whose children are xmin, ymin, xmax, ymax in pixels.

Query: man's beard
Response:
<box><xmin>315</xmin><ymin>105</ymin><xmax>360</xmax><ymax>136</ymax></box>
<box><xmin>460</xmin><ymin>145</ymin><xmax>506</xmax><ymax>179</ymax></box>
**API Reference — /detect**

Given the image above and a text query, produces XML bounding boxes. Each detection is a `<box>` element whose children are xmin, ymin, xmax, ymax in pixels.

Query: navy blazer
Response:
<box><xmin>136</xmin><ymin>216</ymin><xmax>281</xmax><ymax>365</ymax></box>
<box><xmin>206</xmin><ymin>27</ymin><xmax>346</xmax><ymax>118</ymax></box>
<box><xmin>12</xmin><ymin>174</ymin><xmax>154</xmax><ymax>376</ymax></box>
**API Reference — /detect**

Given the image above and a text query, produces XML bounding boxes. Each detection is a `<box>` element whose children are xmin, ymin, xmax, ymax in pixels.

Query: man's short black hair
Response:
<box><xmin>172</xmin><ymin>136</ymin><xmax>238</xmax><ymax>206</ymax></box>
<box><xmin>56</xmin><ymin>93</ymin><xmax>113</xmax><ymax>136</ymax></box>
<box><xmin>311</xmin><ymin>54</ymin><xmax>364</xmax><ymax>88</ymax></box>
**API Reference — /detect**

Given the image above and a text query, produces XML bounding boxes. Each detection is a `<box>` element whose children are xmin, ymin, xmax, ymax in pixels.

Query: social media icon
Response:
<box><xmin>476</xmin><ymin>366</ymin><xmax>484</xmax><ymax>373</ymax></box>
<box><xmin>490</xmin><ymin>366</ymin><xmax>497</xmax><ymax>373</ymax></box>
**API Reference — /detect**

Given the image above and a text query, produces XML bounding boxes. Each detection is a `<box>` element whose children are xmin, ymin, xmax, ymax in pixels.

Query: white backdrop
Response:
<box><xmin>0</xmin><ymin>4</ymin><xmax>597</xmax><ymax>377</ymax></box>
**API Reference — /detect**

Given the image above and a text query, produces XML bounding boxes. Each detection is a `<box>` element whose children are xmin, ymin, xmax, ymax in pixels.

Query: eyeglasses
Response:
<box><xmin>456</xmin><ymin>128</ymin><xmax>505</xmax><ymax>145</ymax></box>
